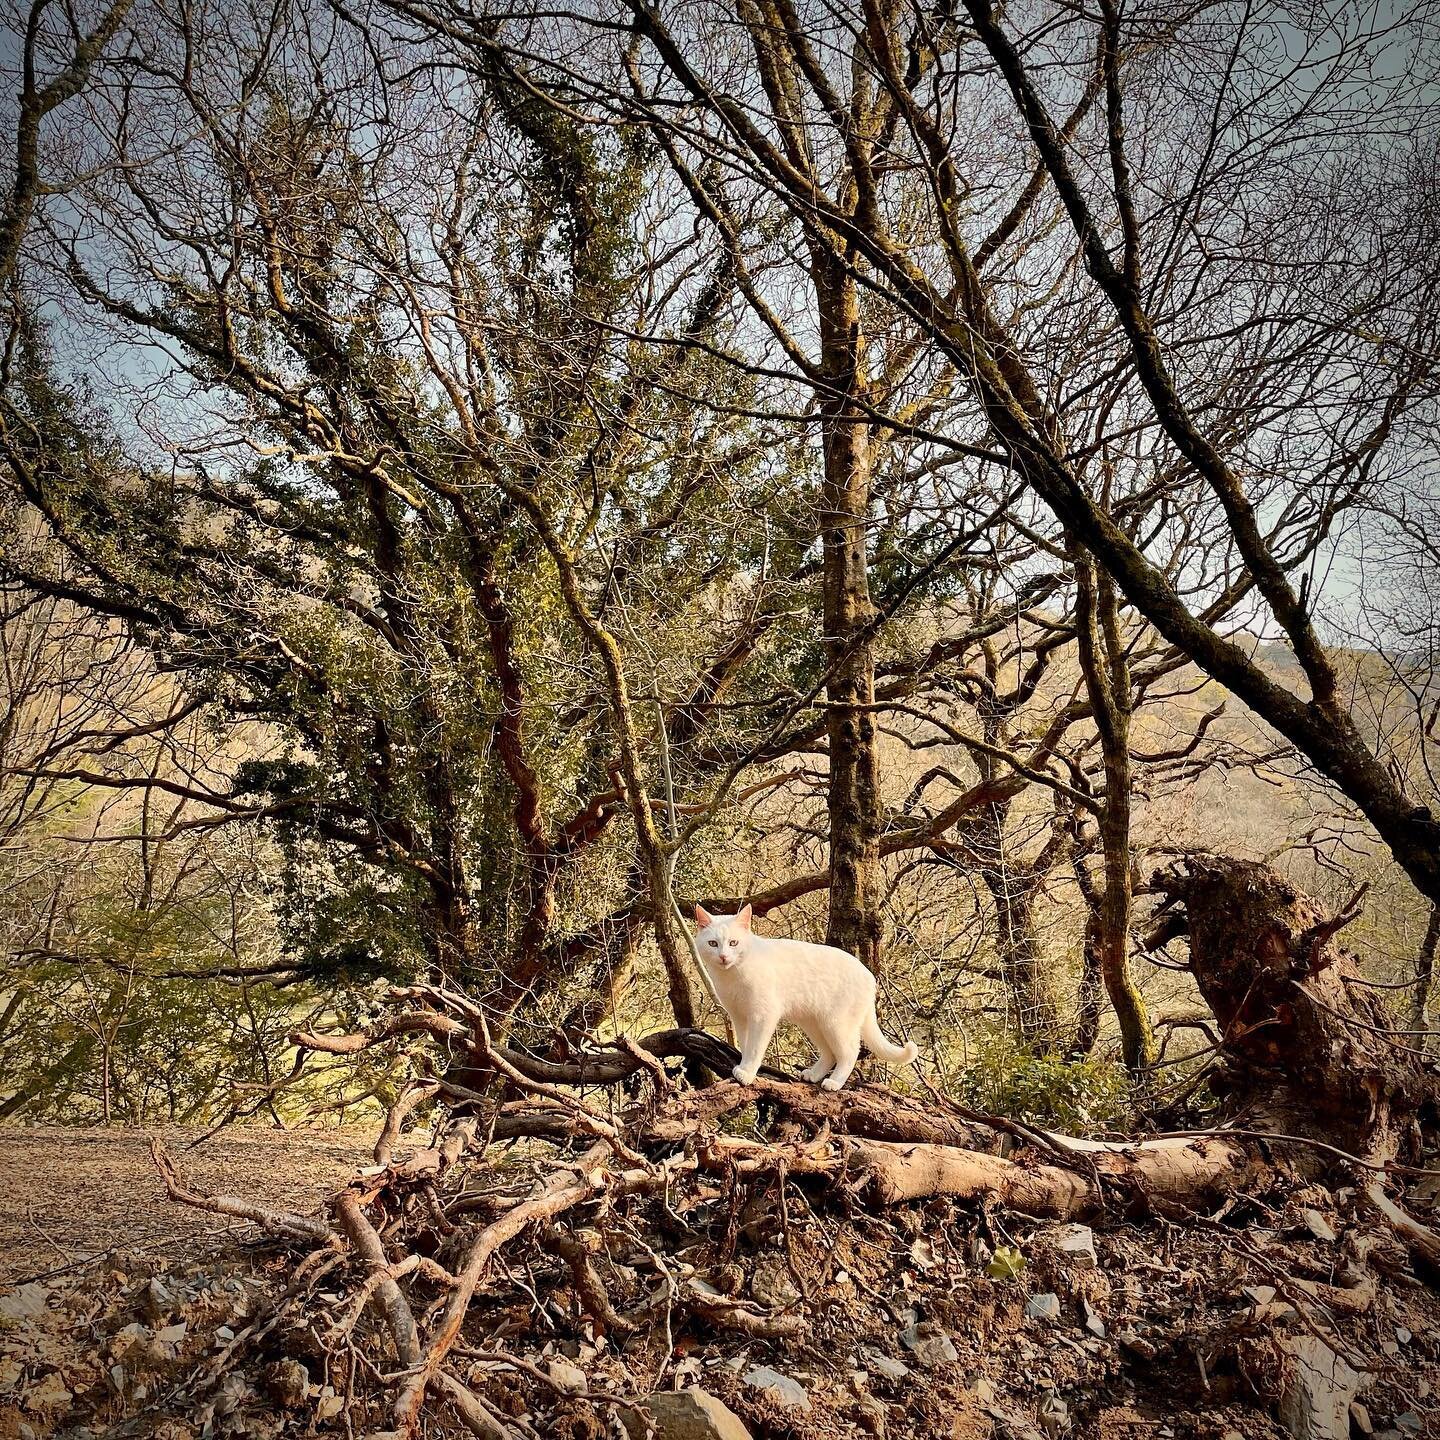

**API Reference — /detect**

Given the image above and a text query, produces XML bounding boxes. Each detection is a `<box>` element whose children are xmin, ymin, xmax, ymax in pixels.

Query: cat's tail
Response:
<box><xmin>863</xmin><ymin>1011</ymin><xmax>919</xmax><ymax>1066</ymax></box>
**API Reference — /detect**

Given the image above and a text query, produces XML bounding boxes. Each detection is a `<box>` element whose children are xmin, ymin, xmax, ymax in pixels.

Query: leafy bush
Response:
<box><xmin>952</xmin><ymin>1033</ymin><xmax>1133</xmax><ymax>1135</ymax></box>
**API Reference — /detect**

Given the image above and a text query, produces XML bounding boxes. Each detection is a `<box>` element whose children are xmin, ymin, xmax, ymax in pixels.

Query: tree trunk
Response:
<box><xmin>1075</xmin><ymin>547</ymin><xmax>1155</xmax><ymax>1072</ymax></box>
<box><xmin>1410</xmin><ymin>903</ymin><xmax>1439</xmax><ymax>1031</ymax></box>
<box><xmin>973</xmin><ymin>799</ymin><xmax>1063</xmax><ymax>1048</ymax></box>
<box><xmin>812</xmin><ymin>258</ymin><xmax>883</xmax><ymax>973</ymax></box>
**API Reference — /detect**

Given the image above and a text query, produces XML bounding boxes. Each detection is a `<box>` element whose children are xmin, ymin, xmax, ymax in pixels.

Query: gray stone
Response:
<box><xmin>862</xmin><ymin>1350</ymin><xmax>910</xmax><ymax>1382</ymax></box>
<box><xmin>1303</xmin><ymin>1209</ymin><xmax>1338</xmax><ymax>1244</ymax></box>
<box><xmin>0</xmin><ymin>1284</ymin><xmax>50</xmax><ymax>1324</ymax></box>
<box><xmin>898</xmin><ymin>1322</ymin><xmax>958</xmax><ymax>1368</ymax></box>
<box><xmin>1242</xmin><ymin>1285</ymin><xmax>1278</xmax><ymax>1307</ymax></box>
<box><xmin>264</xmin><ymin>1359</ymin><xmax>309</xmax><ymax>1408</ymax></box>
<box><xmin>1349</xmin><ymin>1401</ymin><xmax>1373</xmax><ymax>1436</ymax></box>
<box><xmin>1080</xmin><ymin>1299</ymin><xmax>1106</xmax><ymax>1339</ymax></box>
<box><xmin>749</xmin><ymin>1257</ymin><xmax>801</xmax><ymax>1310</ymax></box>
<box><xmin>140</xmin><ymin>1278</ymin><xmax>174</xmax><ymax>1324</ymax></box>
<box><xmin>741</xmin><ymin>1365</ymin><xmax>810</xmax><ymax>1411</ymax></box>
<box><xmin>546</xmin><ymin>1358</ymin><xmax>586</xmax><ymax>1395</ymax></box>
<box><xmin>1039</xmin><ymin>1394</ymin><xmax>1070</xmax><ymax>1437</ymax></box>
<box><xmin>1116</xmin><ymin>1329</ymin><xmax>1156</xmax><ymax>1360</ymax></box>
<box><xmin>993</xmin><ymin>1414</ymin><xmax>1047</xmax><ymax>1440</ymax></box>
<box><xmin>1395</xmin><ymin>1327</ymin><xmax>1412</xmax><ymax>1345</ymax></box>
<box><xmin>107</xmin><ymin>1322</ymin><xmax>149</xmax><ymax>1358</ymax></box>
<box><xmin>1050</xmin><ymin>1224</ymin><xmax>1097</xmax><ymax>1270</ymax></box>
<box><xmin>1394</xmin><ymin>1416</ymin><xmax>1422</xmax><ymax>1437</ymax></box>
<box><xmin>1279</xmin><ymin>1335</ymin><xmax>1360</xmax><ymax>1440</ymax></box>
<box><xmin>1024</xmin><ymin>1292</ymin><xmax>1062</xmax><ymax>1322</ymax></box>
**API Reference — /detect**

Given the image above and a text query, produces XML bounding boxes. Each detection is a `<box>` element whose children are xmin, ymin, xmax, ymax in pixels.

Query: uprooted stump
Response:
<box><xmin>1151</xmin><ymin>855</ymin><xmax>1439</xmax><ymax>1152</ymax></box>
<box><xmin>1151</xmin><ymin>854</ymin><xmax>1440</xmax><ymax>1276</ymax></box>
<box><xmin>131</xmin><ymin>857</ymin><xmax>1440</xmax><ymax>1440</ymax></box>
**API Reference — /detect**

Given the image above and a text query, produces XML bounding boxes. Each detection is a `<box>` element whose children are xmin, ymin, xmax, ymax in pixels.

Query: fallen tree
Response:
<box><xmin>139</xmin><ymin>856</ymin><xmax>1440</xmax><ymax>1439</ymax></box>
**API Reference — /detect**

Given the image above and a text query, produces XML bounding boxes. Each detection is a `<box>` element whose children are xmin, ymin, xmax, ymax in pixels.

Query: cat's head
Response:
<box><xmin>692</xmin><ymin>903</ymin><xmax>753</xmax><ymax>968</ymax></box>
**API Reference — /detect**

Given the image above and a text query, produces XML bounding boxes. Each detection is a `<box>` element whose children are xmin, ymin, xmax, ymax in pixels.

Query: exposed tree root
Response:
<box><xmin>144</xmin><ymin>858</ymin><xmax>1440</xmax><ymax>1438</ymax></box>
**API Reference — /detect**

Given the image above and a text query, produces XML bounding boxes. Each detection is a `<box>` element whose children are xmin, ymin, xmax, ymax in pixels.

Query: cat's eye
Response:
<box><xmin>728</xmin><ymin>940</ymin><xmax>737</xmax><ymax>947</ymax></box>
<box><xmin>708</xmin><ymin>939</ymin><xmax>719</xmax><ymax>947</ymax></box>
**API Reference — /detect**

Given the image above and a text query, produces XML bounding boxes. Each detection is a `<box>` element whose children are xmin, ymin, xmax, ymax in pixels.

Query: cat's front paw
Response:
<box><xmin>732</xmin><ymin>1065</ymin><xmax>758</xmax><ymax>1085</ymax></box>
<box><xmin>800</xmin><ymin>1063</ymin><xmax>830</xmax><ymax>1084</ymax></box>
<box><xmin>820</xmin><ymin>1074</ymin><xmax>848</xmax><ymax>1091</ymax></box>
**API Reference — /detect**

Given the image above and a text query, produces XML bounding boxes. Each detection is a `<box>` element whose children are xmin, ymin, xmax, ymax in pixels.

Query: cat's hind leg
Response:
<box><xmin>820</xmin><ymin>1037</ymin><xmax>861</xmax><ymax>1091</ymax></box>
<box><xmin>797</xmin><ymin>1024</ymin><xmax>835</xmax><ymax>1084</ymax></box>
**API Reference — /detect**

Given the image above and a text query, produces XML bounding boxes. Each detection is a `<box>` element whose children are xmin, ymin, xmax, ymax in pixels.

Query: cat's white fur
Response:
<box><xmin>692</xmin><ymin>903</ymin><xmax>918</xmax><ymax>1091</ymax></box>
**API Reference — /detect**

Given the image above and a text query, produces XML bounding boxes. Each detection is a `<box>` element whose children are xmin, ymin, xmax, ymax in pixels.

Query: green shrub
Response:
<box><xmin>952</xmin><ymin>1033</ymin><xmax>1132</xmax><ymax>1134</ymax></box>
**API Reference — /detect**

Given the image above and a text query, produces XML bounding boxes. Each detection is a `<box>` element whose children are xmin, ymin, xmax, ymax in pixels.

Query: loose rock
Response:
<box><xmin>749</xmin><ymin>1256</ymin><xmax>802</xmax><ymax>1310</ymax></box>
<box><xmin>1278</xmin><ymin>1335</ymin><xmax>1360</xmax><ymax>1440</ymax></box>
<box><xmin>140</xmin><ymin>1278</ymin><xmax>175</xmax><ymax>1324</ymax></box>
<box><xmin>0</xmin><ymin>1285</ymin><xmax>50</xmax><ymax>1324</ymax></box>
<box><xmin>622</xmin><ymin>1389</ymin><xmax>753</xmax><ymax>1440</ymax></box>
<box><xmin>1049</xmin><ymin>1224</ymin><xmax>1097</xmax><ymax>1270</ymax></box>
<box><xmin>862</xmin><ymin>1350</ymin><xmax>910</xmax><ymax>1382</ymax></box>
<box><xmin>546</xmin><ymin>1357</ymin><xmax>587</xmax><ymax>1395</ymax></box>
<box><xmin>898</xmin><ymin>1321</ymin><xmax>959</xmax><ymax>1368</ymax></box>
<box><xmin>856</xmin><ymin>1395</ymin><xmax>887</xmax><ymax>1437</ymax></box>
<box><xmin>1039</xmin><ymin>1393</ymin><xmax>1070</xmax><ymax>1437</ymax></box>
<box><xmin>741</xmin><ymin>1364</ymin><xmax>810</xmax><ymax>1411</ymax></box>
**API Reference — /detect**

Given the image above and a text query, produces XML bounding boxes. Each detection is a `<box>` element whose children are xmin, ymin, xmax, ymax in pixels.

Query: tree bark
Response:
<box><xmin>972</xmin><ymin>798</ymin><xmax>1063</xmax><ymax>1048</ymax></box>
<box><xmin>1410</xmin><ymin>903</ymin><xmax>1439</xmax><ymax>1031</ymax></box>
<box><xmin>1075</xmin><ymin>546</ymin><xmax>1155</xmax><ymax>1072</ymax></box>
<box><xmin>813</xmin><ymin>256</ymin><xmax>884</xmax><ymax>972</ymax></box>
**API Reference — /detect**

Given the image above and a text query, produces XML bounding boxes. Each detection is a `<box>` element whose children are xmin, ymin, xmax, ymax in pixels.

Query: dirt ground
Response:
<box><xmin>0</xmin><ymin>1125</ymin><xmax>383</xmax><ymax>1286</ymax></box>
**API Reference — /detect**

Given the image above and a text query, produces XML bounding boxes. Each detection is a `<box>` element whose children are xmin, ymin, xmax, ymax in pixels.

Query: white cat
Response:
<box><xmin>692</xmin><ymin>903</ymin><xmax>918</xmax><ymax>1090</ymax></box>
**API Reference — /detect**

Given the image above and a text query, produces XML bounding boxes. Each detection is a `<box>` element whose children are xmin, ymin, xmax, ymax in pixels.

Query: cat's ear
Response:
<box><xmin>736</xmin><ymin>903</ymin><xmax>753</xmax><ymax>931</ymax></box>
<box><xmin>694</xmin><ymin>903</ymin><xmax>715</xmax><ymax>928</ymax></box>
